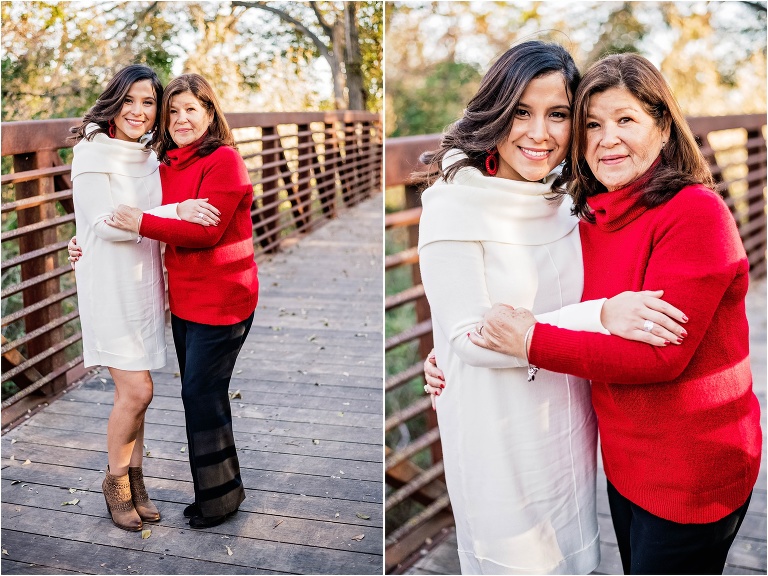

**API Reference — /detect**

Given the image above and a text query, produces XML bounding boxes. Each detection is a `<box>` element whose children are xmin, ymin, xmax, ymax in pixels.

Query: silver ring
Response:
<box><xmin>643</xmin><ymin>320</ymin><xmax>654</xmax><ymax>333</ymax></box>
<box><xmin>197</xmin><ymin>212</ymin><xmax>204</xmax><ymax>219</ymax></box>
<box><xmin>423</xmin><ymin>384</ymin><xmax>429</xmax><ymax>394</ymax></box>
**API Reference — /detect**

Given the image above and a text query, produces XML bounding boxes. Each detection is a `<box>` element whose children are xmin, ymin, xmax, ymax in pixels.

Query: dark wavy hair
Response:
<box><xmin>569</xmin><ymin>53</ymin><xmax>714</xmax><ymax>222</ymax></box>
<box><xmin>413</xmin><ymin>40</ymin><xmax>580</xmax><ymax>190</ymax></box>
<box><xmin>156</xmin><ymin>73</ymin><xmax>235</xmax><ymax>164</ymax></box>
<box><xmin>69</xmin><ymin>65</ymin><xmax>163</xmax><ymax>148</ymax></box>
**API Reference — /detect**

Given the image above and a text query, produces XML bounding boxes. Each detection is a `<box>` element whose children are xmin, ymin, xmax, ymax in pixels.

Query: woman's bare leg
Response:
<box><xmin>106</xmin><ymin>368</ymin><xmax>153</xmax><ymax>476</ymax></box>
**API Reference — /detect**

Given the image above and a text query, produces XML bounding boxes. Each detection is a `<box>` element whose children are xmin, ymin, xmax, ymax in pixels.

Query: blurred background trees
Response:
<box><xmin>1</xmin><ymin>0</ymin><xmax>383</xmax><ymax>121</ymax></box>
<box><xmin>386</xmin><ymin>1</ymin><xmax>767</xmax><ymax>137</ymax></box>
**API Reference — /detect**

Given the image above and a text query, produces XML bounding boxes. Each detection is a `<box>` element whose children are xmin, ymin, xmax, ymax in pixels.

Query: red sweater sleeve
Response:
<box><xmin>529</xmin><ymin>187</ymin><xmax>748</xmax><ymax>384</ymax></box>
<box><xmin>140</xmin><ymin>149</ymin><xmax>251</xmax><ymax>248</ymax></box>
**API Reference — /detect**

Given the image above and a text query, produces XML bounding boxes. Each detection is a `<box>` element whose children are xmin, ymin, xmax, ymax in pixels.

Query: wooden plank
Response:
<box><xmin>4</xmin><ymin>482</ymin><xmax>382</xmax><ymax>555</ymax></box>
<box><xmin>0</xmin><ymin>530</ymin><xmax>264</xmax><ymax>574</ymax></box>
<box><xmin>2</xmin><ymin>503</ymin><xmax>381</xmax><ymax>575</ymax></box>
<box><xmin>9</xmin><ymin>430</ymin><xmax>382</xmax><ymax>482</ymax></box>
<box><xmin>2</xmin><ymin>466</ymin><xmax>381</xmax><ymax>528</ymax></box>
<box><xmin>37</xmin><ymin>401</ymin><xmax>382</xmax><ymax>445</ymax></box>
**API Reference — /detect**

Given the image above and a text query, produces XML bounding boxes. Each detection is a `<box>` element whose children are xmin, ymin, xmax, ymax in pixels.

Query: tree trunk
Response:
<box><xmin>344</xmin><ymin>2</ymin><xmax>365</xmax><ymax>110</ymax></box>
<box><xmin>331</xmin><ymin>18</ymin><xmax>347</xmax><ymax>109</ymax></box>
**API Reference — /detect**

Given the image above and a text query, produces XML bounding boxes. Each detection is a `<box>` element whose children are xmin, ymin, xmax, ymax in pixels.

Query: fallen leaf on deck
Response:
<box><xmin>229</xmin><ymin>390</ymin><xmax>242</xmax><ymax>399</ymax></box>
<box><xmin>312</xmin><ymin>439</ymin><xmax>320</xmax><ymax>445</ymax></box>
<box><xmin>11</xmin><ymin>439</ymin><xmax>17</xmax><ymax>444</ymax></box>
<box><xmin>141</xmin><ymin>529</ymin><xmax>151</xmax><ymax>539</ymax></box>
<box><xmin>351</xmin><ymin>534</ymin><xmax>365</xmax><ymax>541</ymax></box>
<box><xmin>69</xmin><ymin>488</ymin><xmax>77</xmax><ymax>493</ymax></box>
<box><xmin>180</xmin><ymin>447</ymin><xmax>186</xmax><ymax>453</ymax></box>
<box><xmin>2</xmin><ymin>549</ymin><xmax>8</xmax><ymax>555</ymax></box>
<box><xmin>356</xmin><ymin>513</ymin><xmax>370</xmax><ymax>520</ymax></box>
<box><xmin>22</xmin><ymin>459</ymin><xmax>31</xmax><ymax>466</ymax></box>
<box><xmin>235</xmin><ymin>369</ymin><xmax>242</xmax><ymax>375</ymax></box>
<box><xmin>61</xmin><ymin>499</ymin><xmax>79</xmax><ymax>506</ymax></box>
<box><xmin>173</xmin><ymin>372</ymin><xmax>180</xmax><ymax>377</ymax></box>
<box><xmin>10</xmin><ymin>480</ymin><xmax>19</xmax><ymax>485</ymax></box>
<box><xmin>334</xmin><ymin>512</ymin><xmax>339</xmax><ymax>518</ymax></box>
<box><xmin>307</xmin><ymin>334</ymin><xmax>317</xmax><ymax>342</ymax></box>
<box><xmin>100</xmin><ymin>378</ymin><xmax>107</xmax><ymax>384</ymax></box>
<box><xmin>225</xmin><ymin>545</ymin><xmax>233</xmax><ymax>556</ymax></box>
<box><xmin>9</xmin><ymin>455</ymin><xmax>14</xmax><ymax>461</ymax></box>
<box><xmin>273</xmin><ymin>519</ymin><xmax>284</xmax><ymax>529</ymax></box>
<box><xmin>342</xmin><ymin>372</ymin><xmax>349</xmax><ymax>377</ymax></box>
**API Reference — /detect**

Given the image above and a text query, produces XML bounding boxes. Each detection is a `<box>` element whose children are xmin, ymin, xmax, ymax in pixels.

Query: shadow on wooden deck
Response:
<box><xmin>1</xmin><ymin>194</ymin><xmax>384</xmax><ymax>575</ymax></box>
<box><xmin>401</xmin><ymin>279</ymin><xmax>767</xmax><ymax>576</ymax></box>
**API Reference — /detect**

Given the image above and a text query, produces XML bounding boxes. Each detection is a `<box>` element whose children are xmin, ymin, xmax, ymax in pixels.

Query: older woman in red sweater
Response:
<box><xmin>464</xmin><ymin>53</ymin><xmax>761</xmax><ymax>574</ymax></box>
<box><xmin>108</xmin><ymin>74</ymin><xmax>258</xmax><ymax>529</ymax></box>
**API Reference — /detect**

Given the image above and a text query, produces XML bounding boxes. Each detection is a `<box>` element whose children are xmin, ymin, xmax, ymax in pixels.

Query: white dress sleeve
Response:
<box><xmin>145</xmin><ymin>204</ymin><xmax>180</xmax><ymax>219</ymax></box>
<box><xmin>420</xmin><ymin>240</ymin><xmax>607</xmax><ymax>369</ymax></box>
<box><xmin>73</xmin><ymin>172</ymin><xmax>137</xmax><ymax>242</ymax></box>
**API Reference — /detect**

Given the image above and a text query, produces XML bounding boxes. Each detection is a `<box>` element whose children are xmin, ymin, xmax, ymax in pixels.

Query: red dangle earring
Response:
<box><xmin>108</xmin><ymin>119</ymin><xmax>116</xmax><ymax>138</ymax></box>
<box><xmin>485</xmin><ymin>148</ymin><xmax>499</xmax><ymax>176</ymax></box>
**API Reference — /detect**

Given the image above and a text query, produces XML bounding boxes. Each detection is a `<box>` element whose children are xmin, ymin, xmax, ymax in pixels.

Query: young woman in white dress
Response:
<box><xmin>417</xmin><ymin>41</ymin><xmax>686</xmax><ymax>574</ymax></box>
<box><xmin>69</xmin><ymin>65</ymin><xmax>219</xmax><ymax>531</ymax></box>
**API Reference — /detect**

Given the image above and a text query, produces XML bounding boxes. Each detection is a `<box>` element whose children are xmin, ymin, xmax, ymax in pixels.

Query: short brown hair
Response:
<box><xmin>569</xmin><ymin>53</ymin><xmax>714</xmax><ymax>222</ymax></box>
<box><xmin>156</xmin><ymin>73</ymin><xmax>235</xmax><ymax>164</ymax></box>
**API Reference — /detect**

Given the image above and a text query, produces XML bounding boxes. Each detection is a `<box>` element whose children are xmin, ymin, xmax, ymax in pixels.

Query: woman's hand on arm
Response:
<box><xmin>423</xmin><ymin>349</ymin><xmax>445</xmax><ymax>410</ymax></box>
<box><xmin>107</xmin><ymin>204</ymin><xmax>143</xmax><ymax>233</ymax></box>
<box><xmin>177</xmin><ymin>198</ymin><xmax>221</xmax><ymax>227</ymax></box>
<box><xmin>67</xmin><ymin>236</ymin><xmax>82</xmax><ymax>269</ymax></box>
<box><xmin>602</xmin><ymin>290</ymin><xmax>688</xmax><ymax>346</ymax></box>
<box><xmin>468</xmin><ymin>304</ymin><xmax>536</xmax><ymax>357</ymax></box>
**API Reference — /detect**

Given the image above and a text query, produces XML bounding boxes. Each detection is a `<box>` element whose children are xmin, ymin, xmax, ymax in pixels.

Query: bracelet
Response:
<box><xmin>136</xmin><ymin>213</ymin><xmax>143</xmax><ymax>244</ymax></box>
<box><xmin>524</xmin><ymin>323</ymin><xmax>539</xmax><ymax>382</ymax></box>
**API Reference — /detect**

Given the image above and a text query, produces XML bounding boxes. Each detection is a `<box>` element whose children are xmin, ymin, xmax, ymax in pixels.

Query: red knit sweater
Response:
<box><xmin>140</xmin><ymin>138</ymin><xmax>258</xmax><ymax>325</ymax></box>
<box><xmin>529</xmin><ymin>179</ymin><xmax>761</xmax><ymax>524</ymax></box>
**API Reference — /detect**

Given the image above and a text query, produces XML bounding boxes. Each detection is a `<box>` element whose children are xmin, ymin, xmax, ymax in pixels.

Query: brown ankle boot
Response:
<box><xmin>128</xmin><ymin>466</ymin><xmax>161</xmax><ymax>522</ymax></box>
<box><xmin>102</xmin><ymin>470</ymin><xmax>142</xmax><ymax>531</ymax></box>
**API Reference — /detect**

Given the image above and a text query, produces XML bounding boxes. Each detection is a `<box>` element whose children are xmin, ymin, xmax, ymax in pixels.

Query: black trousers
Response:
<box><xmin>171</xmin><ymin>312</ymin><xmax>253</xmax><ymax>518</ymax></box>
<box><xmin>607</xmin><ymin>480</ymin><xmax>751</xmax><ymax>575</ymax></box>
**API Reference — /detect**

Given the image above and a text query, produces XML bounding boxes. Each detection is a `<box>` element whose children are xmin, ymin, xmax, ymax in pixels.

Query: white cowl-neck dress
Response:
<box><xmin>71</xmin><ymin>129</ymin><xmax>173</xmax><ymax>371</ymax></box>
<box><xmin>418</xmin><ymin>151</ymin><xmax>602</xmax><ymax>575</ymax></box>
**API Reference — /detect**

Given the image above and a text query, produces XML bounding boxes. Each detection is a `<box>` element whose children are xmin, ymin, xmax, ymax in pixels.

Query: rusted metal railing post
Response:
<box><xmin>13</xmin><ymin>149</ymin><xmax>66</xmax><ymax>395</ymax></box>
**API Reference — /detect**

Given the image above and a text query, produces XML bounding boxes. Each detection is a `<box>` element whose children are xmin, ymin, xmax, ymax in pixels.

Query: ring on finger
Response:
<box><xmin>423</xmin><ymin>384</ymin><xmax>429</xmax><ymax>394</ymax></box>
<box><xmin>197</xmin><ymin>212</ymin><xmax>204</xmax><ymax>219</ymax></box>
<box><xmin>642</xmin><ymin>319</ymin><xmax>654</xmax><ymax>333</ymax></box>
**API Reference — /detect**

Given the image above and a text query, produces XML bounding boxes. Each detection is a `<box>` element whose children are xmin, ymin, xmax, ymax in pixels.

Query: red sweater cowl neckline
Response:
<box><xmin>166</xmin><ymin>132</ymin><xmax>208</xmax><ymax>170</ymax></box>
<box><xmin>587</xmin><ymin>157</ymin><xmax>661</xmax><ymax>232</ymax></box>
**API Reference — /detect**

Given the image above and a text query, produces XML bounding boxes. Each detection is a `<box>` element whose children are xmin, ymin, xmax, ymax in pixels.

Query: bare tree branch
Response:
<box><xmin>231</xmin><ymin>1</ymin><xmax>331</xmax><ymax>60</ymax></box>
<box><xmin>310</xmin><ymin>2</ymin><xmax>334</xmax><ymax>36</ymax></box>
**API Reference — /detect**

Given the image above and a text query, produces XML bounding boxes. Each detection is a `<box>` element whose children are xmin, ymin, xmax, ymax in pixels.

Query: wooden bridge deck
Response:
<box><xmin>402</xmin><ymin>279</ymin><xmax>767</xmax><ymax>576</ymax></box>
<box><xmin>1</xmin><ymin>194</ymin><xmax>384</xmax><ymax>575</ymax></box>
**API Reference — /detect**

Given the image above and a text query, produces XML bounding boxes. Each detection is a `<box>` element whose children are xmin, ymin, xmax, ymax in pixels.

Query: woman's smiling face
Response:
<box><xmin>584</xmin><ymin>86</ymin><xmax>670</xmax><ymax>191</ymax></box>
<box><xmin>112</xmin><ymin>80</ymin><xmax>157</xmax><ymax>142</ymax></box>
<box><xmin>168</xmin><ymin>91</ymin><xmax>213</xmax><ymax>148</ymax></box>
<box><xmin>495</xmin><ymin>72</ymin><xmax>572</xmax><ymax>182</ymax></box>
